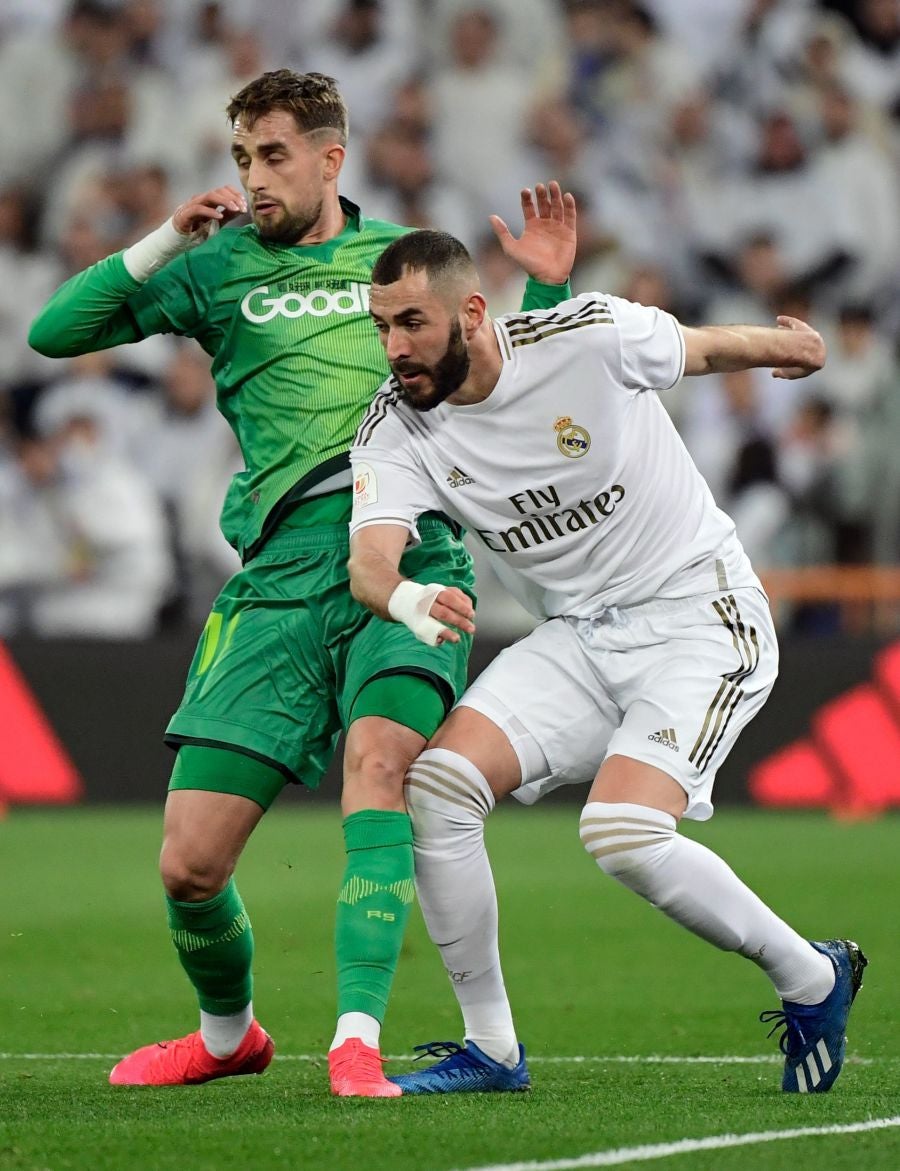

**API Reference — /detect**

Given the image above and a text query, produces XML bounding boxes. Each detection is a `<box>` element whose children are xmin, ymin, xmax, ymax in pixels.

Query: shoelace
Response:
<box><xmin>759</xmin><ymin>1010</ymin><xmax>797</xmax><ymax>1055</ymax></box>
<box><xmin>411</xmin><ymin>1041</ymin><xmax>466</xmax><ymax>1063</ymax></box>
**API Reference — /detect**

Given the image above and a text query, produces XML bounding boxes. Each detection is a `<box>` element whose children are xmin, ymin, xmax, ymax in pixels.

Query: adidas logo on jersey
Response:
<box><xmin>446</xmin><ymin>466</ymin><xmax>475</xmax><ymax>488</ymax></box>
<box><xmin>241</xmin><ymin>282</ymin><xmax>370</xmax><ymax>323</ymax></box>
<box><xmin>648</xmin><ymin>728</ymin><xmax>679</xmax><ymax>751</ymax></box>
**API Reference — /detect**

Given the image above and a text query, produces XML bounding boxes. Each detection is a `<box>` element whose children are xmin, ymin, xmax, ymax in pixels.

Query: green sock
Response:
<box><xmin>335</xmin><ymin>810</ymin><xmax>416</xmax><ymax>1020</ymax></box>
<box><xmin>166</xmin><ymin>878</ymin><xmax>254</xmax><ymax>1015</ymax></box>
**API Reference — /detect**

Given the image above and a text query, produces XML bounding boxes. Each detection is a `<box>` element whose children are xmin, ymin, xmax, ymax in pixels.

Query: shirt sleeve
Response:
<box><xmin>28</xmin><ymin>252</ymin><xmax>146</xmax><ymax>358</ymax></box>
<box><xmin>29</xmin><ymin>241</ymin><xmax>220</xmax><ymax>358</ymax></box>
<box><xmin>520</xmin><ymin>276</ymin><xmax>573</xmax><ymax>311</ymax></box>
<box><xmin>350</xmin><ymin>404</ymin><xmax>444</xmax><ymax>545</ymax></box>
<box><xmin>605</xmin><ymin>294</ymin><xmax>686</xmax><ymax>393</ymax></box>
<box><xmin>126</xmin><ymin>248</ymin><xmax>212</xmax><ymax>339</ymax></box>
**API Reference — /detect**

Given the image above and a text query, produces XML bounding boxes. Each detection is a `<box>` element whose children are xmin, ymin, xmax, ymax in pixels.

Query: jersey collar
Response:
<box><xmin>340</xmin><ymin>195</ymin><xmax>364</xmax><ymax>230</ymax></box>
<box><xmin>255</xmin><ymin>196</ymin><xmax>363</xmax><ymax>260</ymax></box>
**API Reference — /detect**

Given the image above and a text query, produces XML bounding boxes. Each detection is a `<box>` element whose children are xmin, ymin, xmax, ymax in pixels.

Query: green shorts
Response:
<box><xmin>165</xmin><ymin>511</ymin><xmax>474</xmax><ymax>793</ymax></box>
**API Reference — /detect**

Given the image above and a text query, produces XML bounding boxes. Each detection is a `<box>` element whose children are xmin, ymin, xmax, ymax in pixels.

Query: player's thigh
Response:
<box><xmin>428</xmin><ymin>705</ymin><xmax>523</xmax><ymax>801</ymax></box>
<box><xmin>589</xmin><ymin>755</ymin><xmax>689</xmax><ymax>819</ymax></box>
<box><xmin>166</xmin><ymin>549</ymin><xmax>348</xmax><ymax>793</ymax></box>
<box><xmin>455</xmin><ymin>617</ymin><xmax>621</xmax><ymax>805</ymax></box>
<box><xmin>605</xmin><ymin>588</ymin><xmax>778</xmax><ymax>821</ymax></box>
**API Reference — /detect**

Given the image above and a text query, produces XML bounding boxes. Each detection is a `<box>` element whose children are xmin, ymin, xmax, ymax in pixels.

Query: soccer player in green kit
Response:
<box><xmin>28</xmin><ymin>70</ymin><xmax>576</xmax><ymax>1096</ymax></box>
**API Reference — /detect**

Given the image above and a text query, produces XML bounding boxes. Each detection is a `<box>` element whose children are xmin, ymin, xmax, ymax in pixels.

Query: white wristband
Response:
<box><xmin>122</xmin><ymin>217</ymin><xmax>207</xmax><ymax>282</ymax></box>
<box><xmin>387</xmin><ymin>580</ymin><xmax>449</xmax><ymax>646</ymax></box>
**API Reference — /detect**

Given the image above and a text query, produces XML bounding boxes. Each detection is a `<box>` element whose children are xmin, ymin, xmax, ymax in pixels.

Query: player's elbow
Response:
<box><xmin>28</xmin><ymin>315</ymin><xmax>73</xmax><ymax>358</ymax></box>
<box><xmin>680</xmin><ymin>326</ymin><xmax>717</xmax><ymax>376</ymax></box>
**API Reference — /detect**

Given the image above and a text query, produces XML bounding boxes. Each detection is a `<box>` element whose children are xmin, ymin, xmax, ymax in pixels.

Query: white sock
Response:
<box><xmin>329</xmin><ymin>1012</ymin><xmax>381</xmax><ymax>1051</ymax></box>
<box><xmin>580</xmin><ymin>802</ymin><xmax>835</xmax><ymax>1005</ymax></box>
<box><xmin>406</xmin><ymin>748</ymin><xmax>519</xmax><ymax>1067</ymax></box>
<box><xmin>200</xmin><ymin>1003</ymin><xmax>253</xmax><ymax>1058</ymax></box>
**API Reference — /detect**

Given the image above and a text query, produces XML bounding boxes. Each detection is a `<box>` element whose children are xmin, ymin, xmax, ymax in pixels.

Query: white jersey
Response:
<box><xmin>350</xmin><ymin>293</ymin><xmax>760</xmax><ymax>618</ymax></box>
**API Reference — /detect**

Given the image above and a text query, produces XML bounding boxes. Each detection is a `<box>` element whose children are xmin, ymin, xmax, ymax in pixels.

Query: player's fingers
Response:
<box><xmin>174</xmin><ymin>202</ymin><xmax>226</xmax><ymax>233</ymax></box>
<box><xmin>436</xmin><ymin>628</ymin><xmax>460</xmax><ymax>645</ymax></box>
<box><xmin>443</xmin><ymin>586</ymin><xmax>475</xmax><ymax>615</ymax></box>
<box><xmin>547</xmin><ymin>180</ymin><xmax>563</xmax><ymax>219</ymax></box>
<box><xmin>221</xmin><ymin>185</ymin><xmax>248</xmax><ymax>211</ymax></box>
<box><xmin>562</xmin><ymin>190</ymin><xmax>577</xmax><ymax>229</ymax></box>
<box><xmin>776</xmin><ymin>315</ymin><xmax>806</xmax><ymax>331</ymax></box>
<box><xmin>431</xmin><ymin>601</ymin><xmax>475</xmax><ymax>633</ymax></box>
<box><xmin>208</xmin><ymin>187</ymin><xmax>246</xmax><ymax>213</ymax></box>
<box><xmin>432</xmin><ymin>600</ymin><xmax>475</xmax><ymax>627</ymax></box>
<box><xmin>534</xmin><ymin>183</ymin><xmax>551</xmax><ymax>219</ymax></box>
<box><xmin>194</xmin><ymin>188</ymin><xmax>241</xmax><ymax>213</ymax></box>
<box><xmin>519</xmin><ymin>188</ymin><xmax>536</xmax><ymax>221</ymax></box>
<box><xmin>489</xmin><ymin>214</ymin><xmax>514</xmax><ymax>244</ymax></box>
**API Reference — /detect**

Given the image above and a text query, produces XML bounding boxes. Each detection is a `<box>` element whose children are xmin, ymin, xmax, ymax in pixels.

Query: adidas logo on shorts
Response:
<box><xmin>648</xmin><ymin>728</ymin><xmax>679</xmax><ymax>751</ymax></box>
<box><xmin>446</xmin><ymin>466</ymin><xmax>475</xmax><ymax>488</ymax></box>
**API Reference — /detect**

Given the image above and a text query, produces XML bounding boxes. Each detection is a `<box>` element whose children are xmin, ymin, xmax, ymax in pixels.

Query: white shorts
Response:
<box><xmin>458</xmin><ymin>588</ymin><xmax>778</xmax><ymax>821</ymax></box>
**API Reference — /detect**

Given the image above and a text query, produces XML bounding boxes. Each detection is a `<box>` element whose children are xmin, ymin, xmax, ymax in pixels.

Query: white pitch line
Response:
<box><xmin>454</xmin><ymin>1117</ymin><xmax>900</xmax><ymax>1171</ymax></box>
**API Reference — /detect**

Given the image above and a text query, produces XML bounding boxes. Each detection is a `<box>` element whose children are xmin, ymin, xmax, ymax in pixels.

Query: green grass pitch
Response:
<box><xmin>2</xmin><ymin>805</ymin><xmax>898</xmax><ymax>1171</ymax></box>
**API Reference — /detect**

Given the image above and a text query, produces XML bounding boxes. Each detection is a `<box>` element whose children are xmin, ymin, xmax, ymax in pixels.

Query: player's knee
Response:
<box><xmin>579</xmin><ymin>801</ymin><xmax>677</xmax><ymax>880</ymax></box>
<box><xmin>342</xmin><ymin>745</ymin><xmax>407</xmax><ymax>812</ymax></box>
<box><xmin>159</xmin><ymin>840</ymin><xmax>232</xmax><ymax>902</ymax></box>
<box><xmin>405</xmin><ymin>748</ymin><xmax>493</xmax><ymax>848</ymax></box>
<box><xmin>342</xmin><ymin>722</ymin><xmax>414</xmax><ymax>813</ymax></box>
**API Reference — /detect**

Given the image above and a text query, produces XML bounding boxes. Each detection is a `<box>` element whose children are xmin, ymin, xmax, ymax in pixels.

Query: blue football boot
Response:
<box><xmin>760</xmin><ymin>939</ymin><xmax>867</xmax><ymax>1092</ymax></box>
<box><xmin>388</xmin><ymin>1040</ymin><xmax>530</xmax><ymax>1094</ymax></box>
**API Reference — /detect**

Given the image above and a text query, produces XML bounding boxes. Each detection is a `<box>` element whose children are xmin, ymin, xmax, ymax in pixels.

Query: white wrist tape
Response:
<box><xmin>387</xmin><ymin>581</ymin><xmax>448</xmax><ymax>646</ymax></box>
<box><xmin>122</xmin><ymin>217</ymin><xmax>206</xmax><ymax>282</ymax></box>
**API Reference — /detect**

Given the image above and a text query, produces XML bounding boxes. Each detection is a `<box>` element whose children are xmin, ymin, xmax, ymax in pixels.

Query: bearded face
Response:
<box><xmin>390</xmin><ymin>318</ymin><xmax>471</xmax><ymax>411</ymax></box>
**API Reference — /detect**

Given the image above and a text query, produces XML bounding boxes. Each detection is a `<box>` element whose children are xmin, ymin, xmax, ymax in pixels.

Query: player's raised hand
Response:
<box><xmin>429</xmin><ymin>586</ymin><xmax>476</xmax><ymax>645</ymax></box>
<box><xmin>489</xmin><ymin>181</ymin><xmax>577</xmax><ymax>287</ymax></box>
<box><xmin>172</xmin><ymin>186</ymin><xmax>247</xmax><ymax>237</ymax></box>
<box><xmin>772</xmin><ymin>315</ymin><xmax>826</xmax><ymax>380</ymax></box>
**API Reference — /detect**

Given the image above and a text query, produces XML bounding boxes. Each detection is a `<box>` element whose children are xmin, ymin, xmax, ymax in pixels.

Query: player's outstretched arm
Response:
<box><xmin>349</xmin><ymin>525</ymin><xmax>476</xmax><ymax>647</ymax></box>
<box><xmin>681</xmin><ymin>316</ymin><xmax>826</xmax><ymax>380</ymax></box>
<box><xmin>490</xmin><ymin>181</ymin><xmax>577</xmax><ymax>288</ymax></box>
<box><xmin>28</xmin><ymin>185</ymin><xmax>247</xmax><ymax>359</ymax></box>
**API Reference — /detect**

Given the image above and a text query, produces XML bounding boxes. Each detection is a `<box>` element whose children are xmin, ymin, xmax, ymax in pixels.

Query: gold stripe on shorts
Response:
<box><xmin>689</xmin><ymin>594</ymin><xmax>760</xmax><ymax>773</ymax></box>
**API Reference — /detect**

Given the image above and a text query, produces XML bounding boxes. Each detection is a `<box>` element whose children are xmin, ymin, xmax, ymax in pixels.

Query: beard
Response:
<box><xmin>393</xmin><ymin>319</ymin><xmax>471</xmax><ymax>412</ymax></box>
<box><xmin>253</xmin><ymin>198</ymin><xmax>323</xmax><ymax>244</ymax></box>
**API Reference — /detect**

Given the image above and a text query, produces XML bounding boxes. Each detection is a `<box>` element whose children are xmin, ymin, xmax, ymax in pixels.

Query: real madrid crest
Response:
<box><xmin>554</xmin><ymin>415</ymin><xmax>591</xmax><ymax>459</ymax></box>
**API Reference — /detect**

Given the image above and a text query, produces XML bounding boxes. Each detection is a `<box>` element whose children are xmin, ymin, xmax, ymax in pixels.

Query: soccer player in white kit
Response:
<box><xmin>348</xmin><ymin>230</ymin><xmax>867</xmax><ymax>1096</ymax></box>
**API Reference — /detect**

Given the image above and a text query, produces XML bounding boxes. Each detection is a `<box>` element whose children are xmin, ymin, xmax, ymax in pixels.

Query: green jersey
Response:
<box><xmin>29</xmin><ymin>198</ymin><xmax>569</xmax><ymax>559</ymax></box>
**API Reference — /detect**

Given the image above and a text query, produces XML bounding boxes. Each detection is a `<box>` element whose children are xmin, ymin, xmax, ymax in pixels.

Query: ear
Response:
<box><xmin>322</xmin><ymin>142</ymin><xmax>345</xmax><ymax>182</ymax></box>
<box><xmin>462</xmin><ymin>292</ymin><xmax>487</xmax><ymax>338</ymax></box>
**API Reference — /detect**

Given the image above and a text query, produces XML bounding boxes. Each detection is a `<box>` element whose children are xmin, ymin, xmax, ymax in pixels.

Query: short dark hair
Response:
<box><xmin>372</xmin><ymin>230</ymin><xmax>476</xmax><ymax>288</ymax></box>
<box><xmin>226</xmin><ymin>70</ymin><xmax>348</xmax><ymax>144</ymax></box>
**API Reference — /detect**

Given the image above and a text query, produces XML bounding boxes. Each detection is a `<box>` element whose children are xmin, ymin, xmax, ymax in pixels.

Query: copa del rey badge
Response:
<box><xmin>353</xmin><ymin>463</ymin><xmax>378</xmax><ymax>507</ymax></box>
<box><xmin>554</xmin><ymin>415</ymin><xmax>592</xmax><ymax>459</ymax></box>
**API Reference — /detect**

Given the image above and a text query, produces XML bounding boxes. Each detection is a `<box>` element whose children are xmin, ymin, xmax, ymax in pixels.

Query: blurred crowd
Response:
<box><xmin>0</xmin><ymin>0</ymin><xmax>898</xmax><ymax>639</ymax></box>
